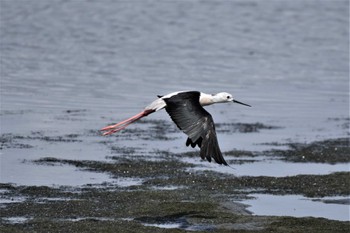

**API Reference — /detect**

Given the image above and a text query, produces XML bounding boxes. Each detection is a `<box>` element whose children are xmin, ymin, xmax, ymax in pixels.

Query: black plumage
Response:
<box><xmin>163</xmin><ymin>91</ymin><xmax>228</xmax><ymax>165</ymax></box>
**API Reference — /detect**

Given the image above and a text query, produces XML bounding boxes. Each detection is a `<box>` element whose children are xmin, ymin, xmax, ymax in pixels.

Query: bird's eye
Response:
<box><xmin>227</xmin><ymin>96</ymin><xmax>230</xmax><ymax>99</ymax></box>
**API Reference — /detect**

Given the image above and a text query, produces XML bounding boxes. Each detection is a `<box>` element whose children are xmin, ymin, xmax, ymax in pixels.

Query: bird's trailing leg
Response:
<box><xmin>101</xmin><ymin>109</ymin><xmax>154</xmax><ymax>136</ymax></box>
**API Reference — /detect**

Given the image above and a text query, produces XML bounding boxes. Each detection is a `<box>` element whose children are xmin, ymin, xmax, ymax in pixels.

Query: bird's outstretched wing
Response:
<box><xmin>163</xmin><ymin>91</ymin><xmax>228</xmax><ymax>165</ymax></box>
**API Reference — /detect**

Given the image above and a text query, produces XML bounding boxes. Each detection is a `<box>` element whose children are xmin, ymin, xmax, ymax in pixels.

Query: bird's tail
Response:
<box><xmin>101</xmin><ymin>109</ymin><xmax>154</xmax><ymax>136</ymax></box>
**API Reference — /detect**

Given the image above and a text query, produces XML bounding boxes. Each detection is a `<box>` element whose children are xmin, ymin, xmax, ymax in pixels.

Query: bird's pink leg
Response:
<box><xmin>101</xmin><ymin>116</ymin><xmax>140</xmax><ymax>135</ymax></box>
<box><xmin>101</xmin><ymin>111</ymin><xmax>145</xmax><ymax>131</ymax></box>
<box><xmin>101</xmin><ymin>109</ymin><xmax>154</xmax><ymax>136</ymax></box>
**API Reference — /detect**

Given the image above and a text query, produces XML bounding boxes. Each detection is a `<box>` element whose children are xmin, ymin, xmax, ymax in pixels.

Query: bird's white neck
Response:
<box><xmin>199</xmin><ymin>93</ymin><xmax>215</xmax><ymax>106</ymax></box>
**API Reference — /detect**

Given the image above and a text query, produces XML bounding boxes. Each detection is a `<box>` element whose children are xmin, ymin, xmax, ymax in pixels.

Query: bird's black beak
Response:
<box><xmin>233</xmin><ymin>99</ymin><xmax>251</xmax><ymax>107</ymax></box>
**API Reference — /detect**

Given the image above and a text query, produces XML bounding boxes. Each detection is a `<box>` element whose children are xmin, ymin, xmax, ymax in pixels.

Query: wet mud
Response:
<box><xmin>265</xmin><ymin>138</ymin><xmax>350</xmax><ymax>164</ymax></box>
<box><xmin>1</xmin><ymin>118</ymin><xmax>349</xmax><ymax>232</ymax></box>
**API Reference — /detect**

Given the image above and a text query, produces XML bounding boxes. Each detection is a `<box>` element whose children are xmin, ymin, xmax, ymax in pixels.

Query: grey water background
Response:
<box><xmin>1</xmin><ymin>0</ymin><xmax>349</xmax><ymax>221</ymax></box>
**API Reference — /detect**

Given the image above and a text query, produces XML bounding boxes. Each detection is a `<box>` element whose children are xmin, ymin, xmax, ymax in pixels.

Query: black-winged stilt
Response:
<box><xmin>101</xmin><ymin>91</ymin><xmax>251</xmax><ymax>165</ymax></box>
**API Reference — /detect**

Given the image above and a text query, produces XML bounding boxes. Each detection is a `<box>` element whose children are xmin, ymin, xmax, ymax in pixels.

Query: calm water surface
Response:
<box><xmin>1</xmin><ymin>0</ymin><xmax>348</xmax><ymax>136</ymax></box>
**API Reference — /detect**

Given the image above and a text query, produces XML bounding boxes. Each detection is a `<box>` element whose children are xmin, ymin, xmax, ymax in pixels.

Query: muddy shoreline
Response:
<box><xmin>1</xmin><ymin>122</ymin><xmax>349</xmax><ymax>232</ymax></box>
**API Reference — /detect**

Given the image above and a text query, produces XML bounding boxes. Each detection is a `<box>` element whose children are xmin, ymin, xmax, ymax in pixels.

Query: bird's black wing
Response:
<box><xmin>163</xmin><ymin>91</ymin><xmax>228</xmax><ymax>165</ymax></box>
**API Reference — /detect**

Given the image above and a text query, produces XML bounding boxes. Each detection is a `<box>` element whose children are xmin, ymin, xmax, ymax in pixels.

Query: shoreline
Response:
<box><xmin>1</xmin><ymin>135</ymin><xmax>349</xmax><ymax>232</ymax></box>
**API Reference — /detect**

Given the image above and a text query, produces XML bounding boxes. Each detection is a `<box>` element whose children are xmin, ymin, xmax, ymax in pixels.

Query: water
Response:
<box><xmin>2</xmin><ymin>217</ymin><xmax>32</xmax><ymax>224</ymax></box>
<box><xmin>182</xmin><ymin>157</ymin><xmax>350</xmax><ymax>177</ymax></box>
<box><xmin>143</xmin><ymin>223</ymin><xmax>184</xmax><ymax>230</ymax></box>
<box><xmin>142</xmin><ymin>222</ymin><xmax>214</xmax><ymax>231</ymax></box>
<box><xmin>1</xmin><ymin>157</ymin><xmax>115</xmax><ymax>186</ymax></box>
<box><xmin>240</xmin><ymin>194</ymin><xmax>350</xmax><ymax>221</ymax></box>
<box><xmin>0</xmin><ymin>0</ymin><xmax>349</xmax><ymax>220</ymax></box>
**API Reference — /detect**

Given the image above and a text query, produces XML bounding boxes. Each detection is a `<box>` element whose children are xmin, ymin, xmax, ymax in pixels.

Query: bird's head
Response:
<box><xmin>214</xmin><ymin>92</ymin><xmax>251</xmax><ymax>107</ymax></box>
<box><xmin>214</xmin><ymin>92</ymin><xmax>234</xmax><ymax>103</ymax></box>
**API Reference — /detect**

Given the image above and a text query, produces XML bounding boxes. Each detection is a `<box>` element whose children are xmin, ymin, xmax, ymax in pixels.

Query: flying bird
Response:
<box><xmin>101</xmin><ymin>91</ymin><xmax>251</xmax><ymax>165</ymax></box>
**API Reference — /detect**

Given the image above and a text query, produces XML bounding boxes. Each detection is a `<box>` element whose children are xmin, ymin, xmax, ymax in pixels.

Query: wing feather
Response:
<box><xmin>163</xmin><ymin>91</ymin><xmax>228</xmax><ymax>165</ymax></box>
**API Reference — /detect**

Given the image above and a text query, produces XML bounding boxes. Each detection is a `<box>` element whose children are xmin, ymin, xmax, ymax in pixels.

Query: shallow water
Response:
<box><xmin>240</xmin><ymin>194</ymin><xmax>350</xmax><ymax>221</ymax></box>
<box><xmin>1</xmin><ymin>217</ymin><xmax>32</xmax><ymax>224</ymax></box>
<box><xmin>1</xmin><ymin>0</ymin><xmax>349</xmax><ymax>222</ymax></box>
<box><xmin>182</xmin><ymin>157</ymin><xmax>350</xmax><ymax>177</ymax></box>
